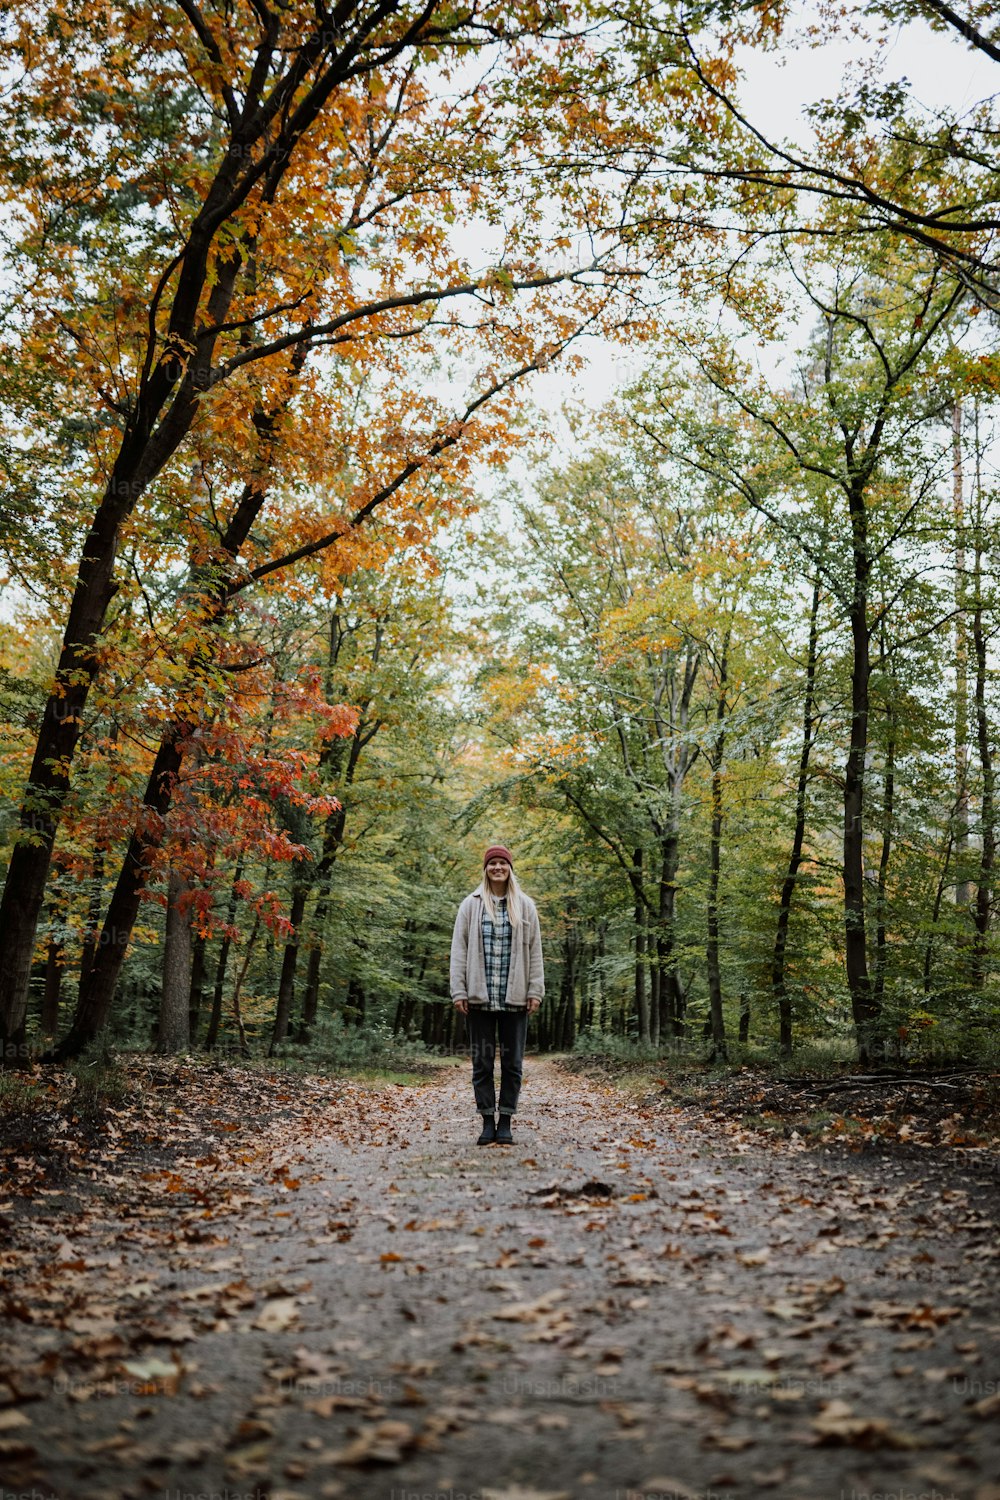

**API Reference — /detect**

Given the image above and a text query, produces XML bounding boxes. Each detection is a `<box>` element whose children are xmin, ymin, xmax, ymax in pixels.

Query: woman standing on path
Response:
<box><xmin>450</xmin><ymin>846</ymin><xmax>544</xmax><ymax>1144</ymax></box>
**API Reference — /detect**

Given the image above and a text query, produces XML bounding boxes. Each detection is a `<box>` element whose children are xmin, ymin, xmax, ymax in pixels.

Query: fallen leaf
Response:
<box><xmin>252</xmin><ymin>1298</ymin><xmax>299</xmax><ymax>1333</ymax></box>
<box><xmin>812</xmin><ymin>1400</ymin><xmax>922</xmax><ymax>1450</ymax></box>
<box><xmin>493</xmin><ymin>1290</ymin><xmax>568</xmax><ymax>1322</ymax></box>
<box><xmin>330</xmin><ymin>1420</ymin><xmax>416</xmax><ymax>1466</ymax></box>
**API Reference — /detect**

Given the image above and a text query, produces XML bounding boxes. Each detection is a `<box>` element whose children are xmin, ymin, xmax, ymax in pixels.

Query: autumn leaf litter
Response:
<box><xmin>0</xmin><ymin>1055</ymin><xmax>997</xmax><ymax>1499</ymax></box>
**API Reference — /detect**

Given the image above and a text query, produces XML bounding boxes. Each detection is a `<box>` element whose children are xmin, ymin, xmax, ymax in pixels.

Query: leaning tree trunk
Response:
<box><xmin>0</xmin><ymin>485</ymin><xmax>145</xmax><ymax>1058</ymax></box>
<box><xmin>0</xmin><ymin>239</ymin><xmax>246</xmax><ymax>1060</ymax></box>
<box><xmin>46</xmin><ymin>407</ymin><xmax>303</xmax><ymax>1063</ymax></box>
<box><xmin>49</xmin><ymin>726</ymin><xmax>189</xmax><ymax>1060</ymax></box>
<box><xmin>297</xmin><ymin>678</ymin><xmax>379</xmax><ymax>1035</ymax></box>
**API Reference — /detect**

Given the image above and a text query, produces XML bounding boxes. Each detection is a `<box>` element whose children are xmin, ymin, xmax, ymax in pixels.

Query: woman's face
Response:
<box><xmin>486</xmin><ymin>858</ymin><xmax>511</xmax><ymax>888</ymax></box>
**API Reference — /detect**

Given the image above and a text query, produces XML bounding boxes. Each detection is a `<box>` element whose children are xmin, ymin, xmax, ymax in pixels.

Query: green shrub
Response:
<box><xmin>67</xmin><ymin>1034</ymin><xmax>131</xmax><ymax>1122</ymax></box>
<box><xmin>270</xmin><ymin>1014</ymin><xmax>435</xmax><ymax>1075</ymax></box>
<box><xmin>572</xmin><ymin>1029</ymin><xmax>663</xmax><ymax>1064</ymax></box>
<box><xmin>0</xmin><ymin>1071</ymin><xmax>46</xmax><ymax>1118</ymax></box>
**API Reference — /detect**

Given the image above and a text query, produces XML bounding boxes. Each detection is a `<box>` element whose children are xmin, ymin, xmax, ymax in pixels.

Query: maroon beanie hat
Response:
<box><xmin>483</xmin><ymin>845</ymin><xmax>513</xmax><ymax>868</ymax></box>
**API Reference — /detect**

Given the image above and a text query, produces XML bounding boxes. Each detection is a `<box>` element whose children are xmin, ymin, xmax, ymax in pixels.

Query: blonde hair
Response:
<box><xmin>479</xmin><ymin>866</ymin><xmax>524</xmax><ymax>931</ymax></box>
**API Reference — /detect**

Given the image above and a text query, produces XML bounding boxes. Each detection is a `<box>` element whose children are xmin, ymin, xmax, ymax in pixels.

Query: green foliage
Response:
<box><xmin>66</xmin><ymin>1035</ymin><xmax>132</xmax><ymax>1122</ymax></box>
<box><xmin>572</xmin><ymin>1030</ymin><xmax>663</xmax><ymax>1063</ymax></box>
<box><xmin>0</xmin><ymin>1070</ymin><xmax>47</xmax><ymax>1117</ymax></box>
<box><xmin>270</xmin><ymin>1014</ymin><xmax>438</xmax><ymax>1075</ymax></box>
<box><xmin>2</xmin><ymin>0</ymin><xmax>998</xmax><ymax>1078</ymax></box>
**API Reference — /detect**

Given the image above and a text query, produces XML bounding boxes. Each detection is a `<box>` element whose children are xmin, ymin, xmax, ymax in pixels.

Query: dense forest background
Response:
<box><xmin>1</xmin><ymin>0</ymin><xmax>998</xmax><ymax>1071</ymax></box>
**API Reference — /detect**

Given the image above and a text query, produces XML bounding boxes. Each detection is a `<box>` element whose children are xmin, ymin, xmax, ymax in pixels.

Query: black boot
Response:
<box><xmin>495</xmin><ymin>1114</ymin><xmax>513</xmax><ymax>1144</ymax></box>
<box><xmin>477</xmin><ymin>1115</ymin><xmax>497</xmax><ymax>1145</ymax></box>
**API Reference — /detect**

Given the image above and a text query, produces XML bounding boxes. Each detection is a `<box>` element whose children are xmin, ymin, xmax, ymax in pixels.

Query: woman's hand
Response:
<box><xmin>527</xmin><ymin>997</ymin><xmax>541</xmax><ymax>1015</ymax></box>
<box><xmin>453</xmin><ymin>998</ymin><xmax>469</xmax><ymax>1015</ymax></box>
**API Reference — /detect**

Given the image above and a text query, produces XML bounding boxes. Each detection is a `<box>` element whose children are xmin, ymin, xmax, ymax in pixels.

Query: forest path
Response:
<box><xmin>2</xmin><ymin>1055</ymin><xmax>998</xmax><ymax>1500</ymax></box>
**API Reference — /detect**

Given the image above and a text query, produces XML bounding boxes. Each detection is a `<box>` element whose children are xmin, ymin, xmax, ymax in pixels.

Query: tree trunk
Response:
<box><xmin>269</xmin><ymin>880</ymin><xmax>309</xmax><ymax>1054</ymax></box>
<box><xmin>953</xmin><ymin>399</ymin><xmax>972</xmax><ymax>910</ymax></box>
<box><xmin>705</xmin><ymin>636</ymin><xmax>729</xmax><ymax>1062</ymax></box>
<box><xmin>922</xmin><ymin>831</ymin><xmax>954</xmax><ymax>997</ymax></box>
<box><xmin>563</xmin><ymin>929</ymin><xmax>578</xmax><ymax>1050</ymax></box>
<box><xmin>346</xmin><ymin>974</ymin><xmax>365</xmax><ymax>1026</ymax></box>
<box><xmin>48</xmin><ymin>728</ymin><xmax>189</xmax><ymax>1059</ymax></box>
<box><xmin>158</xmin><ymin>869</ymin><xmax>192</xmax><ymax>1054</ymax></box>
<box><xmin>705</xmin><ymin>779</ymin><xmax>726</xmax><ymax>1057</ymax></box>
<box><xmin>205</xmin><ymin>859</ymin><xmax>244</xmax><ymax>1051</ymax></box>
<box><xmin>658</xmin><ymin>836</ymin><xmax>683</xmax><ymax>1039</ymax></box>
<box><xmin>41</xmin><ymin>937</ymin><xmax>62</xmax><ymax>1037</ymax></box>
<box><xmin>873</xmin><ymin>656</ymin><xmax>895</xmax><ymax>1015</ymax></box>
<box><xmin>633</xmin><ymin>916</ymin><xmax>646</xmax><ymax>1039</ymax></box>
<box><xmin>843</xmin><ymin>489</ymin><xmax>879</xmax><ymax>1062</ymax></box>
<box><xmin>632</xmin><ymin>849</ymin><xmax>650</xmax><ymax>1043</ymax></box>
<box><xmin>79</xmin><ymin>846</ymin><xmax>106</xmax><ymax>995</ymax></box>
<box><xmin>971</xmin><ymin>428</ymin><xmax>995</xmax><ymax>986</ymax></box>
<box><xmin>230</xmin><ymin>913</ymin><xmax>258</xmax><ymax>1058</ymax></box>
<box><xmin>301</xmin><ymin>941</ymin><xmax>324</xmax><ymax>1035</ymax></box>
<box><xmin>0</xmin><ymin>495</ymin><xmax>136</xmax><ymax>1057</ymax></box>
<box><xmin>971</xmin><ymin>600</ymin><xmax>996</xmax><ymax>984</ymax></box>
<box><xmin>772</xmin><ymin>574</ymin><xmax>821</xmax><ymax>1056</ymax></box>
<box><xmin>189</xmin><ymin>934</ymin><xmax>206</xmax><ymax>1046</ymax></box>
<box><xmin>558</xmin><ymin>934</ymin><xmax>574</xmax><ymax>1050</ymax></box>
<box><xmin>205</xmin><ymin>939</ymin><xmax>229</xmax><ymax>1052</ymax></box>
<box><xmin>657</xmin><ymin>934</ymin><xmax>674</xmax><ymax>1039</ymax></box>
<box><xmin>298</xmin><ymin>705</ymin><xmax>374</xmax><ymax>1032</ymax></box>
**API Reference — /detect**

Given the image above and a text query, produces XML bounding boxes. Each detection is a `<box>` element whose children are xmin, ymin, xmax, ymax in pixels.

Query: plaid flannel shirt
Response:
<box><xmin>481</xmin><ymin>896</ymin><xmax>513</xmax><ymax>1011</ymax></box>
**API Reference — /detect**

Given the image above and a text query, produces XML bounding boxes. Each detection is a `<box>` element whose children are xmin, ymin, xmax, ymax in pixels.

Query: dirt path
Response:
<box><xmin>2</xmin><ymin>1057</ymin><xmax>998</xmax><ymax>1500</ymax></box>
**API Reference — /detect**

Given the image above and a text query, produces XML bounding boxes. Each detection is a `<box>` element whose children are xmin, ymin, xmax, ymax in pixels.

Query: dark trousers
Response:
<box><xmin>467</xmin><ymin>1007</ymin><xmax>528</xmax><ymax>1116</ymax></box>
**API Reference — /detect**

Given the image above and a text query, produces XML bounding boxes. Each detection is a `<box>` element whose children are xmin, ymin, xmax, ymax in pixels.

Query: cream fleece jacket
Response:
<box><xmin>449</xmin><ymin>890</ymin><xmax>545</xmax><ymax>1008</ymax></box>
